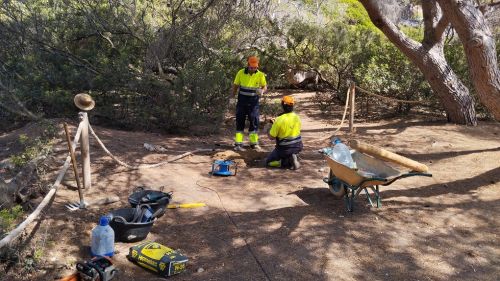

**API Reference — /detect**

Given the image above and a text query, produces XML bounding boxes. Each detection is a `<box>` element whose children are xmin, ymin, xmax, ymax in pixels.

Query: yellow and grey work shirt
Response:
<box><xmin>269</xmin><ymin>112</ymin><xmax>302</xmax><ymax>145</ymax></box>
<box><xmin>233</xmin><ymin>68</ymin><xmax>267</xmax><ymax>96</ymax></box>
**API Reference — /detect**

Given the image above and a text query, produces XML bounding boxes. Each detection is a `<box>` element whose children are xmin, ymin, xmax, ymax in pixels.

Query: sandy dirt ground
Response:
<box><xmin>1</xmin><ymin>91</ymin><xmax>499</xmax><ymax>281</ymax></box>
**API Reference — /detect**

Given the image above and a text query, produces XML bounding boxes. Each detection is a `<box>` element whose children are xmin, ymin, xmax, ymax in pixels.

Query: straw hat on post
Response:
<box><xmin>74</xmin><ymin>93</ymin><xmax>95</xmax><ymax>111</ymax></box>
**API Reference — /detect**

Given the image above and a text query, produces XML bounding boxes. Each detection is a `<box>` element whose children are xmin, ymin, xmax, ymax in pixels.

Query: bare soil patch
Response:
<box><xmin>1</xmin><ymin>92</ymin><xmax>499</xmax><ymax>281</ymax></box>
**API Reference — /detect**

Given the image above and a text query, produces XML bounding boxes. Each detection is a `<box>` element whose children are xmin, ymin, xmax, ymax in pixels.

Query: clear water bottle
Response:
<box><xmin>91</xmin><ymin>216</ymin><xmax>115</xmax><ymax>257</ymax></box>
<box><xmin>140</xmin><ymin>206</ymin><xmax>153</xmax><ymax>223</ymax></box>
<box><xmin>330</xmin><ymin>138</ymin><xmax>355</xmax><ymax>168</ymax></box>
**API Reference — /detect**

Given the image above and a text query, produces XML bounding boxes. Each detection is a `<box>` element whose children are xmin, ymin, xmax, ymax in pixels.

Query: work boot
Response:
<box><xmin>250</xmin><ymin>144</ymin><xmax>263</xmax><ymax>152</ymax></box>
<box><xmin>234</xmin><ymin>145</ymin><xmax>246</xmax><ymax>152</ymax></box>
<box><xmin>291</xmin><ymin>154</ymin><xmax>301</xmax><ymax>170</ymax></box>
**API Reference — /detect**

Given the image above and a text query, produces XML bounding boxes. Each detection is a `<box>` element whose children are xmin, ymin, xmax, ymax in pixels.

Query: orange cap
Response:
<box><xmin>282</xmin><ymin>95</ymin><xmax>294</xmax><ymax>105</ymax></box>
<box><xmin>247</xmin><ymin>56</ymin><xmax>259</xmax><ymax>67</ymax></box>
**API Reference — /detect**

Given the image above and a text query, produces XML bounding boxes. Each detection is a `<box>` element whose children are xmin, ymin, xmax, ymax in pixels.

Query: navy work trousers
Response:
<box><xmin>266</xmin><ymin>141</ymin><xmax>303</xmax><ymax>168</ymax></box>
<box><xmin>236</xmin><ymin>94</ymin><xmax>260</xmax><ymax>132</ymax></box>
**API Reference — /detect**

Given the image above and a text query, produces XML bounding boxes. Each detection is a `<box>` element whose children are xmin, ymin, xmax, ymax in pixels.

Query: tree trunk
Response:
<box><xmin>437</xmin><ymin>0</ymin><xmax>500</xmax><ymax>121</ymax></box>
<box><xmin>418</xmin><ymin>48</ymin><xmax>477</xmax><ymax>124</ymax></box>
<box><xmin>359</xmin><ymin>0</ymin><xmax>478</xmax><ymax>125</ymax></box>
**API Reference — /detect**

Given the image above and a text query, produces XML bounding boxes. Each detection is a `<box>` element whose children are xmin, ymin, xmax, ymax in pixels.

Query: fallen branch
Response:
<box><xmin>89</xmin><ymin>124</ymin><xmax>219</xmax><ymax>169</ymax></box>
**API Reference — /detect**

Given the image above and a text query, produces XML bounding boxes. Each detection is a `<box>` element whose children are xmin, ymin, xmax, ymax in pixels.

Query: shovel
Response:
<box><xmin>63</xmin><ymin>124</ymin><xmax>120</xmax><ymax>211</ymax></box>
<box><xmin>167</xmin><ymin>203</ymin><xmax>206</xmax><ymax>209</ymax></box>
<box><xmin>63</xmin><ymin>123</ymin><xmax>87</xmax><ymax>211</ymax></box>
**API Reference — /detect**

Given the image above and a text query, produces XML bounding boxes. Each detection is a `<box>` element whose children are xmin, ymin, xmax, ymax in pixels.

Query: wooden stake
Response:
<box><xmin>79</xmin><ymin>112</ymin><xmax>92</xmax><ymax>190</ymax></box>
<box><xmin>349</xmin><ymin>82</ymin><xmax>356</xmax><ymax>133</ymax></box>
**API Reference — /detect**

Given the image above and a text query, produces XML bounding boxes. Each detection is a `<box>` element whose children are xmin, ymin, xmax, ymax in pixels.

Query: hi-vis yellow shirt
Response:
<box><xmin>269</xmin><ymin>112</ymin><xmax>301</xmax><ymax>140</ymax></box>
<box><xmin>233</xmin><ymin>69</ymin><xmax>267</xmax><ymax>96</ymax></box>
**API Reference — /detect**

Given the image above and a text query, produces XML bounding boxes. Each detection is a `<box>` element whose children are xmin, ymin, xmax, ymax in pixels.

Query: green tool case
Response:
<box><xmin>127</xmin><ymin>241</ymin><xmax>188</xmax><ymax>277</ymax></box>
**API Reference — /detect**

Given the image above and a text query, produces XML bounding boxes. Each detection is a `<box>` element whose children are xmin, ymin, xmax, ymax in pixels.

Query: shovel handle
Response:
<box><xmin>167</xmin><ymin>203</ymin><xmax>206</xmax><ymax>209</ymax></box>
<box><xmin>59</xmin><ymin>273</ymin><xmax>78</xmax><ymax>281</ymax></box>
<box><xmin>63</xmin><ymin>123</ymin><xmax>84</xmax><ymax>203</ymax></box>
<box><xmin>90</xmin><ymin>196</ymin><xmax>120</xmax><ymax>206</ymax></box>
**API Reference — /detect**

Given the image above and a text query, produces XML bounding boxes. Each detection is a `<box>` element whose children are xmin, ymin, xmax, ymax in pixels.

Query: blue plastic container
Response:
<box><xmin>211</xmin><ymin>160</ymin><xmax>236</xmax><ymax>176</ymax></box>
<box><xmin>91</xmin><ymin>216</ymin><xmax>115</xmax><ymax>257</ymax></box>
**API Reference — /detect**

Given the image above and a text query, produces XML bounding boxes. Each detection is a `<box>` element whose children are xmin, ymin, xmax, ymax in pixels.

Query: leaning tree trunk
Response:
<box><xmin>359</xmin><ymin>0</ymin><xmax>478</xmax><ymax>125</ymax></box>
<box><xmin>414</xmin><ymin>46</ymin><xmax>477</xmax><ymax>124</ymax></box>
<box><xmin>437</xmin><ymin>0</ymin><xmax>500</xmax><ymax>121</ymax></box>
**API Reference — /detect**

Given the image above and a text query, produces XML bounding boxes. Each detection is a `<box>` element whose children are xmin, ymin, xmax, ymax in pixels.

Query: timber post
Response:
<box><xmin>349</xmin><ymin>82</ymin><xmax>356</xmax><ymax>133</ymax></box>
<box><xmin>79</xmin><ymin>112</ymin><xmax>92</xmax><ymax>190</ymax></box>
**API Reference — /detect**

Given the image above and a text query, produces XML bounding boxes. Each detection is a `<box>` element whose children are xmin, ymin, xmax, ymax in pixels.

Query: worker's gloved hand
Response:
<box><xmin>263</xmin><ymin>123</ymin><xmax>272</xmax><ymax>133</ymax></box>
<box><xmin>256</xmin><ymin>89</ymin><xmax>264</xmax><ymax>96</ymax></box>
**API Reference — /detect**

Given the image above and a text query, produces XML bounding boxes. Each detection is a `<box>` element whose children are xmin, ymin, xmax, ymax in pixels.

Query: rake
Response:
<box><xmin>66</xmin><ymin>196</ymin><xmax>120</xmax><ymax>211</ymax></box>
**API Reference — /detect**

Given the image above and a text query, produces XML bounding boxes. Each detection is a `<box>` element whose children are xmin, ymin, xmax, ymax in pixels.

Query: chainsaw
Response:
<box><xmin>59</xmin><ymin>256</ymin><xmax>117</xmax><ymax>281</ymax></box>
<box><xmin>76</xmin><ymin>256</ymin><xmax>117</xmax><ymax>281</ymax></box>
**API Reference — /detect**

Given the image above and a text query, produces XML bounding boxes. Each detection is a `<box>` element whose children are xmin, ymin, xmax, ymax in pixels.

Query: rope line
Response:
<box><xmin>330</xmin><ymin>86</ymin><xmax>351</xmax><ymax>134</ymax></box>
<box><xmin>89</xmin><ymin>124</ymin><xmax>216</xmax><ymax>170</ymax></box>
<box><xmin>355</xmin><ymin>85</ymin><xmax>426</xmax><ymax>105</ymax></box>
<box><xmin>320</xmin><ymin>86</ymin><xmax>351</xmax><ymax>141</ymax></box>
<box><xmin>0</xmin><ymin>123</ymin><xmax>83</xmax><ymax>248</ymax></box>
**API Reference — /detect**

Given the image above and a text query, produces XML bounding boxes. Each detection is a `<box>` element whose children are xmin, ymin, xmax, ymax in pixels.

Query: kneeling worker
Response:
<box><xmin>266</xmin><ymin>96</ymin><xmax>303</xmax><ymax>170</ymax></box>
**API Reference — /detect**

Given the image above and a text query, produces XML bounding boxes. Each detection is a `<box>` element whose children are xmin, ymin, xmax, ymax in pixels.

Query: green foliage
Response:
<box><xmin>9</xmin><ymin>120</ymin><xmax>57</xmax><ymax>168</ymax></box>
<box><xmin>0</xmin><ymin>205</ymin><xmax>24</xmax><ymax>232</ymax></box>
<box><xmin>354</xmin><ymin>32</ymin><xmax>433</xmax><ymax>114</ymax></box>
<box><xmin>0</xmin><ymin>0</ymin><xmax>240</xmax><ymax>132</ymax></box>
<box><xmin>260</xmin><ymin>99</ymin><xmax>283</xmax><ymax>118</ymax></box>
<box><xmin>284</xmin><ymin>11</ymin><xmax>377</xmax><ymax>92</ymax></box>
<box><xmin>338</xmin><ymin>0</ymin><xmax>377</xmax><ymax>29</ymax></box>
<box><xmin>18</xmin><ymin>134</ymin><xmax>29</xmax><ymax>145</ymax></box>
<box><xmin>1</xmin><ymin>0</ymin><xmax>494</xmax><ymax>126</ymax></box>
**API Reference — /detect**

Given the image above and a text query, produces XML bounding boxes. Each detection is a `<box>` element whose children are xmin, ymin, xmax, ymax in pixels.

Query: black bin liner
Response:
<box><xmin>128</xmin><ymin>188</ymin><xmax>172</xmax><ymax>218</ymax></box>
<box><xmin>107</xmin><ymin>208</ymin><xmax>155</xmax><ymax>243</ymax></box>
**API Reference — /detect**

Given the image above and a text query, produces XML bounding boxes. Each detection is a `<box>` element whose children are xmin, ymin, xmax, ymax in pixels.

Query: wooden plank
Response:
<box><xmin>350</xmin><ymin>140</ymin><xmax>429</xmax><ymax>172</ymax></box>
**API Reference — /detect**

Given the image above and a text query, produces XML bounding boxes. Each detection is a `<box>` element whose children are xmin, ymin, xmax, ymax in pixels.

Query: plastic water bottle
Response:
<box><xmin>141</xmin><ymin>206</ymin><xmax>153</xmax><ymax>223</ymax></box>
<box><xmin>330</xmin><ymin>138</ymin><xmax>355</xmax><ymax>168</ymax></box>
<box><xmin>91</xmin><ymin>216</ymin><xmax>115</xmax><ymax>257</ymax></box>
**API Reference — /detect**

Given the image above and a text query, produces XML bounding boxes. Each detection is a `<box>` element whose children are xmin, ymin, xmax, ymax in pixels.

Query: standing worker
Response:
<box><xmin>232</xmin><ymin>56</ymin><xmax>267</xmax><ymax>151</ymax></box>
<box><xmin>266</xmin><ymin>96</ymin><xmax>303</xmax><ymax>170</ymax></box>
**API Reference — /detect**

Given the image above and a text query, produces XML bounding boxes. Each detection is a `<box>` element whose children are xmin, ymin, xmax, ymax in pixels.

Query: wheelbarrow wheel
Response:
<box><xmin>328</xmin><ymin>169</ymin><xmax>346</xmax><ymax>198</ymax></box>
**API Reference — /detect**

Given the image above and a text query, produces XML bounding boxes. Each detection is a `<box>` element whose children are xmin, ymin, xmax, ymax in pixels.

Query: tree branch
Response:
<box><xmin>359</xmin><ymin>0</ymin><xmax>422</xmax><ymax>60</ymax></box>
<box><xmin>422</xmin><ymin>0</ymin><xmax>447</xmax><ymax>47</ymax></box>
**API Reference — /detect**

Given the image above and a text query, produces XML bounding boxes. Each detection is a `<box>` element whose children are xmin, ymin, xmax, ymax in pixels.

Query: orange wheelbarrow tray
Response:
<box><xmin>323</xmin><ymin>151</ymin><xmax>432</xmax><ymax>212</ymax></box>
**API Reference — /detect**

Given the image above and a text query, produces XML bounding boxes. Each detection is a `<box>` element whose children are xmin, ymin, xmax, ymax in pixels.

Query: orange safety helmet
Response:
<box><xmin>247</xmin><ymin>56</ymin><xmax>259</xmax><ymax>68</ymax></box>
<box><xmin>282</xmin><ymin>95</ymin><xmax>294</xmax><ymax>106</ymax></box>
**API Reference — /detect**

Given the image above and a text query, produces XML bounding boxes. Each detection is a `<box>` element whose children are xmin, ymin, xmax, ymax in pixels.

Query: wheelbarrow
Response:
<box><xmin>323</xmin><ymin>140</ymin><xmax>432</xmax><ymax>212</ymax></box>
